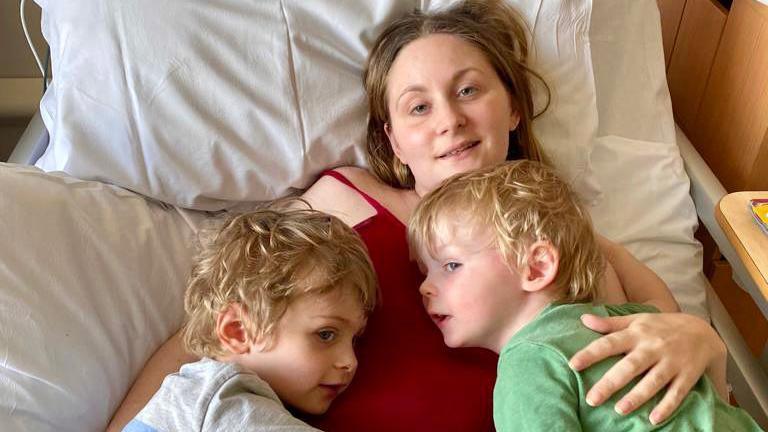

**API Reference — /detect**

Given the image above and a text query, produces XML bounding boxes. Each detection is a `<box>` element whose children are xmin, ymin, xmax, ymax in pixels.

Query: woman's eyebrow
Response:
<box><xmin>395</xmin><ymin>67</ymin><xmax>484</xmax><ymax>106</ymax></box>
<box><xmin>397</xmin><ymin>84</ymin><xmax>427</xmax><ymax>106</ymax></box>
<box><xmin>453</xmin><ymin>67</ymin><xmax>482</xmax><ymax>80</ymax></box>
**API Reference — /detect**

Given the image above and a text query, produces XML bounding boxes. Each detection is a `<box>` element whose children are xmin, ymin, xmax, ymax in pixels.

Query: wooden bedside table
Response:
<box><xmin>716</xmin><ymin>192</ymin><xmax>768</xmax><ymax>300</ymax></box>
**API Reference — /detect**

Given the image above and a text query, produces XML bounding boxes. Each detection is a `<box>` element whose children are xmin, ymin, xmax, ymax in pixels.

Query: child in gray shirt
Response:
<box><xmin>123</xmin><ymin>200</ymin><xmax>377</xmax><ymax>431</ymax></box>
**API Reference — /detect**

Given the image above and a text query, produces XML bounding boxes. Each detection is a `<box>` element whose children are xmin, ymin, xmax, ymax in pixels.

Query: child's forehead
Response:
<box><xmin>290</xmin><ymin>287</ymin><xmax>366</xmax><ymax>317</ymax></box>
<box><xmin>433</xmin><ymin>214</ymin><xmax>492</xmax><ymax>244</ymax></box>
<box><xmin>421</xmin><ymin>216</ymin><xmax>496</xmax><ymax>258</ymax></box>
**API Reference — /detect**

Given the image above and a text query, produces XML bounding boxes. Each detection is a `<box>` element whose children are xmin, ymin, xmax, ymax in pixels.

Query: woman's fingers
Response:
<box><xmin>569</xmin><ymin>315</ymin><xmax>640</xmax><ymax>372</ymax></box>
<box><xmin>583</xmin><ymin>350</ymin><xmax>656</xmax><ymax>407</ymax></box>
<box><xmin>613</xmin><ymin>361</ymin><xmax>675</xmax><ymax>415</ymax></box>
<box><xmin>649</xmin><ymin>370</ymin><xmax>700</xmax><ymax>425</ymax></box>
<box><xmin>579</xmin><ymin>313</ymin><xmax>633</xmax><ymax>334</ymax></box>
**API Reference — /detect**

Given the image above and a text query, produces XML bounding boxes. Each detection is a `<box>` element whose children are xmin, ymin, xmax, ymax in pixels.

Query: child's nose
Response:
<box><xmin>336</xmin><ymin>345</ymin><xmax>358</xmax><ymax>373</ymax></box>
<box><xmin>419</xmin><ymin>279</ymin><xmax>436</xmax><ymax>297</ymax></box>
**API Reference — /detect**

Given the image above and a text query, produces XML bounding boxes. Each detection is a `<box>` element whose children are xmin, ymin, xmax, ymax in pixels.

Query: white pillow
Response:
<box><xmin>590</xmin><ymin>0</ymin><xmax>676</xmax><ymax>143</ymax></box>
<box><xmin>0</xmin><ymin>163</ymin><xmax>195</xmax><ymax>431</ymax></box>
<box><xmin>588</xmin><ymin>136</ymin><xmax>708</xmax><ymax>318</ymax></box>
<box><xmin>588</xmin><ymin>0</ymin><xmax>707</xmax><ymax>318</ymax></box>
<box><xmin>34</xmin><ymin>0</ymin><xmax>599</xmax><ymax>210</ymax></box>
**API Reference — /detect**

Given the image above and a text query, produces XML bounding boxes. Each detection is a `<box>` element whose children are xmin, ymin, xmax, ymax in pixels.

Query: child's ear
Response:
<box><xmin>216</xmin><ymin>303</ymin><xmax>252</xmax><ymax>355</ymax></box>
<box><xmin>520</xmin><ymin>241</ymin><xmax>558</xmax><ymax>293</ymax></box>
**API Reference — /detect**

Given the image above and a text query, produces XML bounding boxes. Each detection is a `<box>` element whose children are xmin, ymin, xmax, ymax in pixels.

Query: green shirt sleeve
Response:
<box><xmin>494</xmin><ymin>341</ymin><xmax>583</xmax><ymax>432</ymax></box>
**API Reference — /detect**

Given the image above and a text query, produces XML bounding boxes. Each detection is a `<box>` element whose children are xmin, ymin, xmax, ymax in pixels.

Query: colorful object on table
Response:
<box><xmin>750</xmin><ymin>199</ymin><xmax>768</xmax><ymax>235</ymax></box>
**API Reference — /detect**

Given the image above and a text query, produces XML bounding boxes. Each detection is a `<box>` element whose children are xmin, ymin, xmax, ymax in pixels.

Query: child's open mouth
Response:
<box><xmin>430</xmin><ymin>313</ymin><xmax>451</xmax><ymax>327</ymax></box>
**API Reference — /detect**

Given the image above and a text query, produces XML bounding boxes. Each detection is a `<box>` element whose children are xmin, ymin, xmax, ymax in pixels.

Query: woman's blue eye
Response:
<box><xmin>444</xmin><ymin>262</ymin><xmax>461</xmax><ymax>272</ymax></box>
<box><xmin>317</xmin><ymin>330</ymin><xmax>337</xmax><ymax>342</ymax></box>
<box><xmin>410</xmin><ymin>104</ymin><xmax>428</xmax><ymax>115</ymax></box>
<box><xmin>458</xmin><ymin>86</ymin><xmax>477</xmax><ymax>97</ymax></box>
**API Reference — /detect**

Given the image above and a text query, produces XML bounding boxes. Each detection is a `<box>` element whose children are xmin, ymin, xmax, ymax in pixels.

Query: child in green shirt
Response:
<box><xmin>408</xmin><ymin>160</ymin><xmax>763</xmax><ymax>431</ymax></box>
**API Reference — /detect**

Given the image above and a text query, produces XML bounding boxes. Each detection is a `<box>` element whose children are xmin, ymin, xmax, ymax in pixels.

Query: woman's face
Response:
<box><xmin>385</xmin><ymin>34</ymin><xmax>520</xmax><ymax>197</ymax></box>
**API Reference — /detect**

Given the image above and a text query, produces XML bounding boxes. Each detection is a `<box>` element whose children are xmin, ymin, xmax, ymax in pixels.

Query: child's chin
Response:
<box><xmin>443</xmin><ymin>335</ymin><xmax>465</xmax><ymax>348</ymax></box>
<box><xmin>301</xmin><ymin>404</ymin><xmax>330</xmax><ymax>416</ymax></box>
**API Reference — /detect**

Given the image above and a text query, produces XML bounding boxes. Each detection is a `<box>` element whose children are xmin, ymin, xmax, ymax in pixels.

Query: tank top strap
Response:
<box><xmin>321</xmin><ymin>169</ymin><xmax>387</xmax><ymax>215</ymax></box>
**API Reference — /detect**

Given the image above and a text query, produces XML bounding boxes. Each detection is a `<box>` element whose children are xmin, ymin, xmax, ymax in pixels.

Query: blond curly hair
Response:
<box><xmin>408</xmin><ymin>160</ymin><xmax>602</xmax><ymax>303</ymax></box>
<box><xmin>183</xmin><ymin>199</ymin><xmax>377</xmax><ymax>358</ymax></box>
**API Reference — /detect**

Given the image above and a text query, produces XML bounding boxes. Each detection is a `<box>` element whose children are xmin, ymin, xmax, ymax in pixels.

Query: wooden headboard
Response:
<box><xmin>659</xmin><ymin>0</ymin><xmax>768</xmax><ymax>192</ymax></box>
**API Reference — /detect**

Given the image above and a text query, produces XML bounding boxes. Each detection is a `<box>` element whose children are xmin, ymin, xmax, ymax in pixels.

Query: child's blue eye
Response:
<box><xmin>444</xmin><ymin>262</ymin><xmax>461</xmax><ymax>272</ymax></box>
<box><xmin>317</xmin><ymin>329</ymin><xmax>337</xmax><ymax>342</ymax></box>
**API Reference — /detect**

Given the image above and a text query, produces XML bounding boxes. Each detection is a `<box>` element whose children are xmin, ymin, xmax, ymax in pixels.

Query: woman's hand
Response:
<box><xmin>568</xmin><ymin>312</ymin><xmax>727</xmax><ymax>425</ymax></box>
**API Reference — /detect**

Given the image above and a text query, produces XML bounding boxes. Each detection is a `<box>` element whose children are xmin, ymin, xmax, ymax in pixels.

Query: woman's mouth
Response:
<box><xmin>438</xmin><ymin>140</ymin><xmax>480</xmax><ymax>159</ymax></box>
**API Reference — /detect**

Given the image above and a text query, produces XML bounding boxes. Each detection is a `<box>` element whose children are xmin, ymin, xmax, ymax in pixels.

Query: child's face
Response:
<box><xmin>240</xmin><ymin>288</ymin><xmax>367</xmax><ymax>415</ymax></box>
<box><xmin>385</xmin><ymin>33</ymin><xmax>520</xmax><ymax>197</ymax></box>
<box><xmin>418</xmin><ymin>222</ymin><xmax>527</xmax><ymax>352</ymax></box>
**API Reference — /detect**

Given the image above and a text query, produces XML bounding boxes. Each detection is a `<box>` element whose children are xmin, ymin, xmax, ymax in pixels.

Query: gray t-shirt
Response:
<box><xmin>123</xmin><ymin>357</ymin><xmax>321</xmax><ymax>432</ymax></box>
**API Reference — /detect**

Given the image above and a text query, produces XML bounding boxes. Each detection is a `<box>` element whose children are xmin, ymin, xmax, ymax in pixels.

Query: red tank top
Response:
<box><xmin>303</xmin><ymin>170</ymin><xmax>497</xmax><ymax>432</ymax></box>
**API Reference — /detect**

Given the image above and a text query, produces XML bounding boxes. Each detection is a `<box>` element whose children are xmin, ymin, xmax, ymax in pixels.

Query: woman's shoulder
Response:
<box><xmin>302</xmin><ymin>166</ymin><xmax>387</xmax><ymax>227</ymax></box>
<box><xmin>305</xmin><ymin>166</ymin><xmax>384</xmax><ymax>199</ymax></box>
<box><xmin>330</xmin><ymin>166</ymin><xmax>378</xmax><ymax>185</ymax></box>
<box><xmin>303</xmin><ymin>166</ymin><xmax>415</xmax><ymax>227</ymax></box>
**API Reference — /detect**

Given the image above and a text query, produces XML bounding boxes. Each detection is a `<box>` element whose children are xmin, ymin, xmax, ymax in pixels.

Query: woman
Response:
<box><xmin>109</xmin><ymin>1</ymin><xmax>726</xmax><ymax>431</ymax></box>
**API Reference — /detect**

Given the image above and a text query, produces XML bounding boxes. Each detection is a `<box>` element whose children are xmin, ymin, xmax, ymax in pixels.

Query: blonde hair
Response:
<box><xmin>409</xmin><ymin>160</ymin><xmax>602</xmax><ymax>303</ymax></box>
<box><xmin>363</xmin><ymin>0</ymin><xmax>550</xmax><ymax>189</ymax></box>
<box><xmin>183</xmin><ymin>199</ymin><xmax>377</xmax><ymax>358</ymax></box>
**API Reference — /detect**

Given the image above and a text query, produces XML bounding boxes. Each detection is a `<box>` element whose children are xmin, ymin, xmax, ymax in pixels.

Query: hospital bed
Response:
<box><xmin>3</xmin><ymin>0</ymin><xmax>768</xmax><ymax>430</ymax></box>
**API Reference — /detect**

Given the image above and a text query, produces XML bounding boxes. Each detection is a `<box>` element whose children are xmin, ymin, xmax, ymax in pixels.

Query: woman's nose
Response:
<box><xmin>436</xmin><ymin>101</ymin><xmax>466</xmax><ymax>135</ymax></box>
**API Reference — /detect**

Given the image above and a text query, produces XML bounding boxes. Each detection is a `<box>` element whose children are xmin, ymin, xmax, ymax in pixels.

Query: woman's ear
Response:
<box><xmin>509</xmin><ymin>108</ymin><xmax>521</xmax><ymax>132</ymax></box>
<box><xmin>384</xmin><ymin>122</ymin><xmax>407</xmax><ymax>165</ymax></box>
<box><xmin>216</xmin><ymin>303</ymin><xmax>251</xmax><ymax>355</ymax></box>
<box><xmin>520</xmin><ymin>241</ymin><xmax>558</xmax><ymax>293</ymax></box>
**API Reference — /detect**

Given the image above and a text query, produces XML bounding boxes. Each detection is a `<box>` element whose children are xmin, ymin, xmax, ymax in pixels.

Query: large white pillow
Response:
<box><xmin>588</xmin><ymin>0</ymin><xmax>707</xmax><ymax>318</ymax></box>
<box><xmin>590</xmin><ymin>0</ymin><xmax>676</xmax><ymax>143</ymax></box>
<box><xmin>0</xmin><ymin>163</ymin><xmax>196</xmax><ymax>431</ymax></box>
<box><xmin>34</xmin><ymin>0</ymin><xmax>599</xmax><ymax>210</ymax></box>
<box><xmin>588</xmin><ymin>136</ymin><xmax>708</xmax><ymax>318</ymax></box>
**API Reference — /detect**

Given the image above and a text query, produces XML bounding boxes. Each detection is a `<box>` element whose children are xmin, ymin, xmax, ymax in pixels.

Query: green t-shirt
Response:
<box><xmin>494</xmin><ymin>303</ymin><xmax>763</xmax><ymax>431</ymax></box>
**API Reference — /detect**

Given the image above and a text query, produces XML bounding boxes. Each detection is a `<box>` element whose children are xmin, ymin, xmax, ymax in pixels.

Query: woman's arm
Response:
<box><xmin>596</xmin><ymin>260</ymin><xmax>628</xmax><ymax>304</ymax></box>
<box><xmin>107</xmin><ymin>330</ymin><xmax>198</xmax><ymax>431</ymax></box>
<box><xmin>598</xmin><ymin>236</ymin><xmax>679</xmax><ymax>313</ymax></box>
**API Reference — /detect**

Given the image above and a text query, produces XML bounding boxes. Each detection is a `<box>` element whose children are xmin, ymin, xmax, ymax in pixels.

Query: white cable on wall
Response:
<box><xmin>20</xmin><ymin>0</ymin><xmax>46</xmax><ymax>77</ymax></box>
